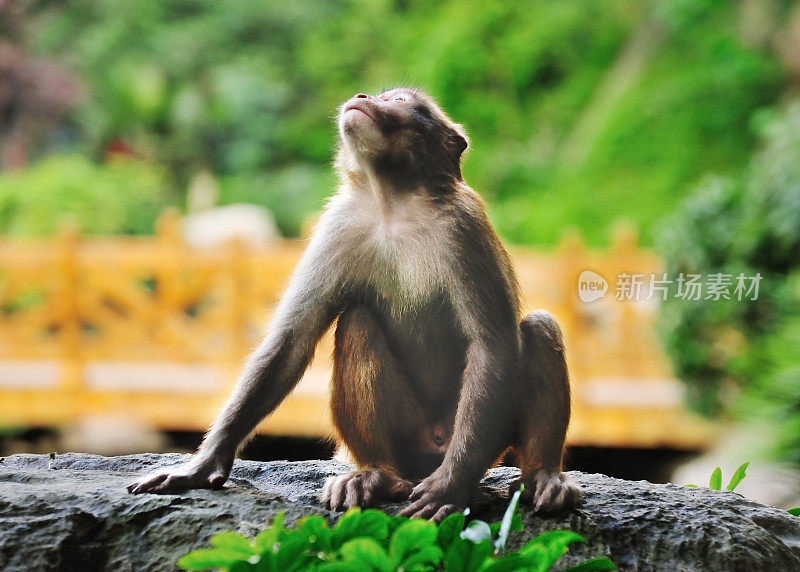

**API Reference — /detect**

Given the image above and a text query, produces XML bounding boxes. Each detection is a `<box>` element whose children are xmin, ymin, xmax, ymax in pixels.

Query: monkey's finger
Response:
<box><xmin>400</xmin><ymin>497</ymin><xmax>437</xmax><ymax>519</ymax></box>
<box><xmin>208</xmin><ymin>471</ymin><xmax>227</xmax><ymax>489</ymax></box>
<box><xmin>410</xmin><ymin>503</ymin><xmax>439</xmax><ymax>520</ymax></box>
<box><xmin>389</xmin><ymin>479</ymin><xmax>413</xmax><ymax>501</ymax></box>
<box><xmin>361</xmin><ymin>471</ymin><xmax>384</xmax><ymax>507</ymax></box>
<box><xmin>321</xmin><ymin>477</ymin><xmax>335</xmax><ymax>509</ymax></box>
<box><xmin>344</xmin><ymin>474</ymin><xmax>364</xmax><ymax>508</ymax></box>
<box><xmin>328</xmin><ymin>476</ymin><xmax>346</xmax><ymax>511</ymax></box>
<box><xmin>430</xmin><ymin>504</ymin><xmax>458</xmax><ymax>523</ymax></box>
<box><xmin>534</xmin><ymin>480</ymin><xmax>560</xmax><ymax>512</ymax></box>
<box><xmin>407</xmin><ymin>482</ymin><xmax>427</xmax><ymax>502</ymax></box>
<box><xmin>149</xmin><ymin>474</ymin><xmax>192</xmax><ymax>494</ymax></box>
<box><xmin>127</xmin><ymin>473</ymin><xmax>169</xmax><ymax>494</ymax></box>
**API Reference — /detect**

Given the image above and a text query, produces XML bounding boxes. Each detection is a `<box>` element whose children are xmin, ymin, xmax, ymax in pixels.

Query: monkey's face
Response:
<box><xmin>338</xmin><ymin>89</ymin><xmax>415</xmax><ymax>159</ymax></box>
<box><xmin>337</xmin><ymin>88</ymin><xmax>468</xmax><ymax>185</ymax></box>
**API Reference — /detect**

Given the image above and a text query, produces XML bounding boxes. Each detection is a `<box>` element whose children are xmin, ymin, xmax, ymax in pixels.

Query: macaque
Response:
<box><xmin>128</xmin><ymin>88</ymin><xmax>581</xmax><ymax>520</ymax></box>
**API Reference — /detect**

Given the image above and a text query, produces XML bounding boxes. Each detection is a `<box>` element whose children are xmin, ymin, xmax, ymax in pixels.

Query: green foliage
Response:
<box><xmin>684</xmin><ymin>461</ymin><xmax>749</xmax><ymax>491</ymax></box>
<box><xmin>657</xmin><ymin>101</ymin><xmax>800</xmax><ymax>465</ymax></box>
<box><xmin>725</xmin><ymin>462</ymin><xmax>749</xmax><ymax>491</ymax></box>
<box><xmin>0</xmin><ymin>155</ymin><xmax>170</xmax><ymax>235</ymax></box>
<box><xmin>788</xmin><ymin>508</ymin><xmax>800</xmax><ymax>517</ymax></box>
<box><xmin>708</xmin><ymin>467</ymin><xmax>722</xmax><ymax>491</ymax></box>
<box><xmin>177</xmin><ymin>493</ymin><xmax>615</xmax><ymax>571</ymax></box>
<box><xmin>17</xmin><ymin>0</ymin><xmax>787</xmax><ymax>241</ymax></box>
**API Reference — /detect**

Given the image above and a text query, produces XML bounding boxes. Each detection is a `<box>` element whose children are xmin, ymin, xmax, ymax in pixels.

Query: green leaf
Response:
<box><xmin>317</xmin><ymin>564</ymin><xmax>356</xmax><ymax>572</ymax></box>
<box><xmin>709</xmin><ymin>467</ymin><xmax>722</xmax><ymax>490</ymax></box>
<box><xmin>340</xmin><ymin>537</ymin><xmax>392</xmax><ymax>572</ymax></box>
<box><xmin>726</xmin><ymin>462</ymin><xmax>750</xmax><ymax>491</ymax></box>
<box><xmin>401</xmin><ymin>544</ymin><xmax>444</xmax><ymax>570</ymax></box>
<box><xmin>444</xmin><ymin>537</ymin><xmax>493</xmax><ymax>572</ymax></box>
<box><xmin>438</xmin><ymin>512</ymin><xmax>467</xmax><ymax>551</ymax></box>
<box><xmin>565</xmin><ymin>556</ymin><xmax>618</xmax><ymax>571</ymax></box>
<box><xmin>788</xmin><ymin>508</ymin><xmax>800</xmax><ymax>516</ymax></box>
<box><xmin>274</xmin><ymin>534</ymin><xmax>314</xmax><ymax>572</ymax></box>
<box><xmin>254</xmin><ymin>513</ymin><xmax>285</xmax><ymax>554</ymax></box>
<box><xmin>229</xmin><ymin>561</ymin><xmax>254</xmax><ymax>572</ymax></box>
<box><xmin>478</xmin><ymin>553</ymin><xmax>534</xmax><ymax>571</ymax></box>
<box><xmin>356</xmin><ymin>509</ymin><xmax>390</xmax><ymax>541</ymax></box>
<box><xmin>332</xmin><ymin>507</ymin><xmax>363</xmax><ymax>550</ymax></box>
<box><xmin>510</xmin><ymin>513</ymin><xmax>523</xmax><ymax>532</ymax></box>
<box><xmin>387</xmin><ymin>515</ymin><xmax>409</xmax><ymax>536</ymax></box>
<box><xmin>177</xmin><ymin>547</ymin><xmax>248</xmax><ymax>570</ymax></box>
<box><xmin>521</xmin><ymin>530</ymin><xmax>586</xmax><ymax>571</ymax></box>
<box><xmin>495</xmin><ymin>488</ymin><xmax>523</xmax><ymax>552</ymax></box>
<box><xmin>685</xmin><ymin>484</ymin><xmax>698</xmax><ymax>488</ymax></box>
<box><xmin>209</xmin><ymin>531</ymin><xmax>255</xmax><ymax>558</ymax></box>
<box><xmin>318</xmin><ymin>564</ymin><xmax>364</xmax><ymax>572</ymax></box>
<box><xmin>298</xmin><ymin>515</ymin><xmax>332</xmax><ymax>552</ymax></box>
<box><xmin>252</xmin><ymin>551</ymin><xmax>276</xmax><ymax>572</ymax></box>
<box><xmin>389</xmin><ymin>519</ymin><xmax>438</xmax><ymax>568</ymax></box>
<box><xmin>460</xmin><ymin>520</ymin><xmax>493</xmax><ymax>544</ymax></box>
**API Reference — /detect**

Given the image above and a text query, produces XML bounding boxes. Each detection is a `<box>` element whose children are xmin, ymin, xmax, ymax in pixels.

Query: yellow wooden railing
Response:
<box><xmin>0</xmin><ymin>210</ymin><xmax>715</xmax><ymax>449</ymax></box>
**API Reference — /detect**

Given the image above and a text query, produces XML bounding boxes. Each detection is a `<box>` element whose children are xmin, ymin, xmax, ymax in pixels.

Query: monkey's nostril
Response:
<box><xmin>355</xmin><ymin>93</ymin><xmax>368</xmax><ymax>99</ymax></box>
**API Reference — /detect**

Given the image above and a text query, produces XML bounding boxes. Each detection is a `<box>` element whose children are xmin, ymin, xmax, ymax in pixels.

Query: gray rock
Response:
<box><xmin>0</xmin><ymin>453</ymin><xmax>799</xmax><ymax>571</ymax></box>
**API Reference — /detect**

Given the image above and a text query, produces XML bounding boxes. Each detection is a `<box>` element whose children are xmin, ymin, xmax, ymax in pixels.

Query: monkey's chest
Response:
<box><xmin>363</xmin><ymin>227</ymin><xmax>453</xmax><ymax>306</ymax></box>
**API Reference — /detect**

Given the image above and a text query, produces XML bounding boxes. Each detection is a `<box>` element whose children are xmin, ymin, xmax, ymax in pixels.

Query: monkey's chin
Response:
<box><xmin>339</xmin><ymin>121</ymin><xmax>387</xmax><ymax>159</ymax></box>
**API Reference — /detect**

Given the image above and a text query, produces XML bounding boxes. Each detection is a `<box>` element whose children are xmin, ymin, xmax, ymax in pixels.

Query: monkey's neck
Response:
<box><xmin>350</xmin><ymin>165</ymin><xmax>427</xmax><ymax>221</ymax></box>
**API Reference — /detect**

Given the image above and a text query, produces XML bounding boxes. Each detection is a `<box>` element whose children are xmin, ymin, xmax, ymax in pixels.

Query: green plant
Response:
<box><xmin>685</xmin><ymin>461</ymin><xmax>749</xmax><ymax>491</ymax></box>
<box><xmin>788</xmin><ymin>508</ymin><xmax>800</xmax><ymax>517</ymax></box>
<box><xmin>177</xmin><ymin>489</ymin><xmax>615</xmax><ymax>571</ymax></box>
<box><xmin>0</xmin><ymin>154</ymin><xmax>170</xmax><ymax>235</ymax></box>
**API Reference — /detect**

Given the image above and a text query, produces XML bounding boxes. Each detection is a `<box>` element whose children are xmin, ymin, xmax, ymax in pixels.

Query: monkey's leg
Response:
<box><xmin>322</xmin><ymin>305</ymin><xmax>423</xmax><ymax>511</ymax></box>
<box><xmin>512</xmin><ymin>310</ymin><xmax>581</xmax><ymax>513</ymax></box>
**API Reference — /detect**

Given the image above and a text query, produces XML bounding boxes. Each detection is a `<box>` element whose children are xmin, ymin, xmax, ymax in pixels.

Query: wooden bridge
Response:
<box><xmin>0</xmin><ymin>210</ymin><xmax>714</xmax><ymax>450</ymax></box>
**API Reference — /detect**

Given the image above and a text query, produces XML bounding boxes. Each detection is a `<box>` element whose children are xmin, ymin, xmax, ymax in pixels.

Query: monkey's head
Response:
<box><xmin>336</xmin><ymin>88</ymin><xmax>469</xmax><ymax>190</ymax></box>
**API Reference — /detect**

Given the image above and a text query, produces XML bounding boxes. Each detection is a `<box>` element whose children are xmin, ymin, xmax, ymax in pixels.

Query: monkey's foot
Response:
<box><xmin>322</xmin><ymin>469</ymin><xmax>412</xmax><ymax>511</ymax></box>
<box><xmin>512</xmin><ymin>468</ymin><xmax>581</xmax><ymax>513</ymax></box>
<box><xmin>127</xmin><ymin>458</ymin><xmax>231</xmax><ymax>495</ymax></box>
<box><xmin>400</xmin><ymin>472</ymin><xmax>470</xmax><ymax>523</ymax></box>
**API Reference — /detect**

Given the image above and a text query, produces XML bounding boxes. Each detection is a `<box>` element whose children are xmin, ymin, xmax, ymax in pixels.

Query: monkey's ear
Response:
<box><xmin>448</xmin><ymin>128</ymin><xmax>469</xmax><ymax>160</ymax></box>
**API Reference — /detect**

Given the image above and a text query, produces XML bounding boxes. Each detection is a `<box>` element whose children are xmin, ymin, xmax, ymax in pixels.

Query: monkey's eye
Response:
<box><xmin>392</xmin><ymin>95</ymin><xmax>408</xmax><ymax>102</ymax></box>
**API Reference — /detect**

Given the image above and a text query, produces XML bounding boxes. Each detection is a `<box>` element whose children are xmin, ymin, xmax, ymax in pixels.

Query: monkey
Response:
<box><xmin>128</xmin><ymin>87</ymin><xmax>581</xmax><ymax>521</ymax></box>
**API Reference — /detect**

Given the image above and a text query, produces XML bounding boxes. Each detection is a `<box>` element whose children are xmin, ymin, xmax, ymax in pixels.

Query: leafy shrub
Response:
<box><xmin>657</xmin><ymin>101</ymin><xmax>800</xmax><ymax>463</ymax></box>
<box><xmin>177</xmin><ymin>489</ymin><xmax>615</xmax><ymax>571</ymax></box>
<box><xmin>0</xmin><ymin>154</ymin><xmax>170</xmax><ymax>235</ymax></box>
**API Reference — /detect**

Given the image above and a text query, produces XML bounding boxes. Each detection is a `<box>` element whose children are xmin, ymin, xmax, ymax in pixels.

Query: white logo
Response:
<box><xmin>578</xmin><ymin>270</ymin><xmax>608</xmax><ymax>303</ymax></box>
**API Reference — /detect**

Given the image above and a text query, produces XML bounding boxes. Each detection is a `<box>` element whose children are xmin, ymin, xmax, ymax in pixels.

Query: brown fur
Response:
<box><xmin>128</xmin><ymin>88</ymin><xmax>581</xmax><ymax>520</ymax></box>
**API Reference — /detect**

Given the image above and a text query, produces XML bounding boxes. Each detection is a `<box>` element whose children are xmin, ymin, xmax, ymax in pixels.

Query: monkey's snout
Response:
<box><xmin>355</xmin><ymin>93</ymin><xmax>368</xmax><ymax>99</ymax></box>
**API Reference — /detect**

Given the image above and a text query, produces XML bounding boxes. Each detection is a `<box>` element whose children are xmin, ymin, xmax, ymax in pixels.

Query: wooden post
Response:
<box><xmin>58</xmin><ymin>219</ymin><xmax>83</xmax><ymax>392</ymax></box>
<box><xmin>226</xmin><ymin>237</ymin><xmax>248</xmax><ymax>377</ymax></box>
<box><xmin>156</xmin><ymin>208</ymin><xmax>182</xmax><ymax>353</ymax></box>
<box><xmin>558</xmin><ymin>228</ymin><xmax>585</xmax><ymax>384</ymax></box>
<box><xmin>611</xmin><ymin>222</ymin><xmax>639</xmax><ymax>377</ymax></box>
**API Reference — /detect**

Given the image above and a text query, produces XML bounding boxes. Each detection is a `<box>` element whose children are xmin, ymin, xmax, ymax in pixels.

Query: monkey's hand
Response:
<box><xmin>127</xmin><ymin>455</ymin><xmax>233</xmax><ymax>495</ymax></box>
<box><xmin>322</xmin><ymin>469</ymin><xmax>412</xmax><ymax>511</ymax></box>
<box><xmin>512</xmin><ymin>468</ymin><xmax>581</xmax><ymax>513</ymax></box>
<box><xmin>399</xmin><ymin>471</ymin><xmax>470</xmax><ymax>523</ymax></box>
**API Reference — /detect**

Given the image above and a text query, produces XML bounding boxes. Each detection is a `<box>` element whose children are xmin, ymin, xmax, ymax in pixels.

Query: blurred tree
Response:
<box><xmin>0</xmin><ymin>2</ymin><xmax>82</xmax><ymax>170</ymax></box>
<box><xmin>0</xmin><ymin>0</ymin><xmax>793</xmax><ymax>239</ymax></box>
<box><xmin>0</xmin><ymin>154</ymin><xmax>169</xmax><ymax>235</ymax></box>
<box><xmin>657</xmin><ymin>101</ymin><xmax>800</xmax><ymax>463</ymax></box>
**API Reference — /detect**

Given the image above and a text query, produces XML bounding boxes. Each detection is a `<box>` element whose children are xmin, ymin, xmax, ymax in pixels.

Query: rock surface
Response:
<box><xmin>1</xmin><ymin>453</ymin><xmax>799</xmax><ymax>571</ymax></box>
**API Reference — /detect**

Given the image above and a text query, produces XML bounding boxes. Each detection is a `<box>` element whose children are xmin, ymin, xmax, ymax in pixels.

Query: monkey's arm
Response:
<box><xmin>402</xmin><ymin>216</ymin><xmax>521</xmax><ymax>520</ymax></box>
<box><xmin>128</xmin><ymin>230</ymin><xmax>346</xmax><ymax>494</ymax></box>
